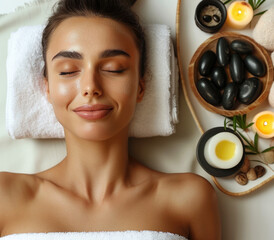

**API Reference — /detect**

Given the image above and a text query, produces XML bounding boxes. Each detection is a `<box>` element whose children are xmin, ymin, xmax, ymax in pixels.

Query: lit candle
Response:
<box><xmin>226</xmin><ymin>1</ymin><xmax>253</xmax><ymax>29</ymax></box>
<box><xmin>252</xmin><ymin>111</ymin><xmax>274</xmax><ymax>138</ymax></box>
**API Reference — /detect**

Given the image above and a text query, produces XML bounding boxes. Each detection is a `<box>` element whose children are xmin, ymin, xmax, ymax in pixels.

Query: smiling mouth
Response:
<box><xmin>73</xmin><ymin>104</ymin><xmax>113</xmax><ymax>120</ymax></box>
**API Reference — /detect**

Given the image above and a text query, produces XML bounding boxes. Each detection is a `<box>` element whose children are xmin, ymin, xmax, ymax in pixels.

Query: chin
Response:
<box><xmin>65</xmin><ymin>123</ymin><xmax>130</xmax><ymax>142</ymax></box>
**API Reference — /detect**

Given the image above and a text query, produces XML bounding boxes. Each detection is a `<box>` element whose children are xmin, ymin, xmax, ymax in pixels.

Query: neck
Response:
<box><xmin>41</xmin><ymin>129</ymin><xmax>131</xmax><ymax>204</ymax></box>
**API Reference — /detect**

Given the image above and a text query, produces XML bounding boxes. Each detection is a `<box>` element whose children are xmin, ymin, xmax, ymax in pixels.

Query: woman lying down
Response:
<box><xmin>0</xmin><ymin>0</ymin><xmax>221</xmax><ymax>239</ymax></box>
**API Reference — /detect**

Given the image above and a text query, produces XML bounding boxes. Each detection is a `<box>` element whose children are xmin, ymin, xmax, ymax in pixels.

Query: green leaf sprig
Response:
<box><xmin>224</xmin><ymin>114</ymin><xmax>274</xmax><ymax>155</ymax></box>
<box><xmin>223</xmin><ymin>0</ymin><xmax>234</xmax><ymax>4</ymax></box>
<box><xmin>248</xmin><ymin>0</ymin><xmax>266</xmax><ymax>11</ymax></box>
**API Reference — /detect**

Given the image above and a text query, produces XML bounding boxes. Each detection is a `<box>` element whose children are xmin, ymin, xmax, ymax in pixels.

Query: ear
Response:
<box><xmin>136</xmin><ymin>78</ymin><xmax>145</xmax><ymax>103</ymax></box>
<box><xmin>44</xmin><ymin>77</ymin><xmax>52</xmax><ymax>104</ymax></box>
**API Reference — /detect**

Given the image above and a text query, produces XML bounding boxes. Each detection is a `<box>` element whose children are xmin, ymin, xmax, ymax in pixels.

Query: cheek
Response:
<box><xmin>107</xmin><ymin>76</ymin><xmax>138</xmax><ymax>104</ymax></box>
<box><xmin>48</xmin><ymin>80</ymin><xmax>78</xmax><ymax>107</ymax></box>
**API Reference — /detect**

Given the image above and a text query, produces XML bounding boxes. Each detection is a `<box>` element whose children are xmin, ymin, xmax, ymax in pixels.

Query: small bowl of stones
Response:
<box><xmin>195</xmin><ymin>0</ymin><xmax>227</xmax><ymax>33</ymax></box>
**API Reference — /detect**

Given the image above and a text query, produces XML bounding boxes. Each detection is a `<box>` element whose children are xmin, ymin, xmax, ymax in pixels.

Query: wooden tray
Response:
<box><xmin>176</xmin><ymin>0</ymin><xmax>274</xmax><ymax>196</ymax></box>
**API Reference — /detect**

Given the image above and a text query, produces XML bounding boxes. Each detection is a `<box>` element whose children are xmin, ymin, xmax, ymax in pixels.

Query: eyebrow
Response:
<box><xmin>52</xmin><ymin>49</ymin><xmax>130</xmax><ymax>61</ymax></box>
<box><xmin>52</xmin><ymin>51</ymin><xmax>83</xmax><ymax>61</ymax></box>
<box><xmin>99</xmin><ymin>49</ymin><xmax>130</xmax><ymax>58</ymax></box>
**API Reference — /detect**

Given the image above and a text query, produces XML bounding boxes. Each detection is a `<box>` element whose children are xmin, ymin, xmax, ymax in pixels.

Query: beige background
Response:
<box><xmin>0</xmin><ymin>0</ymin><xmax>273</xmax><ymax>239</ymax></box>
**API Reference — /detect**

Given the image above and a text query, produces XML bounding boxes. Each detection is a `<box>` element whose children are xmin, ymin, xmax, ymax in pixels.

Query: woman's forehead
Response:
<box><xmin>47</xmin><ymin>16</ymin><xmax>138</xmax><ymax>58</ymax></box>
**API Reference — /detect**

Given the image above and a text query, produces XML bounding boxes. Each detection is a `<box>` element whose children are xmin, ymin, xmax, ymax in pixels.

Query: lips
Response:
<box><xmin>73</xmin><ymin>104</ymin><xmax>113</xmax><ymax>120</ymax></box>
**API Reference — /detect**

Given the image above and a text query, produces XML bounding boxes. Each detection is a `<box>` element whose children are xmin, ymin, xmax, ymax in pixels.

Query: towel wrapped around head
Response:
<box><xmin>6</xmin><ymin>24</ymin><xmax>179</xmax><ymax>139</ymax></box>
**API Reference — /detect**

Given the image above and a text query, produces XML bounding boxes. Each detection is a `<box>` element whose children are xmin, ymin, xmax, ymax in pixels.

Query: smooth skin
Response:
<box><xmin>0</xmin><ymin>17</ymin><xmax>221</xmax><ymax>239</ymax></box>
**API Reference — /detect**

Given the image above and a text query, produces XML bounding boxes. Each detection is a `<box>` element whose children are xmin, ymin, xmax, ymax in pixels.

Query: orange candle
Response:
<box><xmin>252</xmin><ymin>111</ymin><xmax>274</xmax><ymax>138</ymax></box>
<box><xmin>226</xmin><ymin>1</ymin><xmax>253</xmax><ymax>29</ymax></box>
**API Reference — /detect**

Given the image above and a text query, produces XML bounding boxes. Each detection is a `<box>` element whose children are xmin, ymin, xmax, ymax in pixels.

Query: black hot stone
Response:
<box><xmin>238</xmin><ymin>77</ymin><xmax>263</xmax><ymax>104</ymax></box>
<box><xmin>216</xmin><ymin>37</ymin><xmax>230</xmax><ymax>67</ymax></box>
<box><xmin>198</xmin><ymin>50</ymin><xmax>217</xmax><ymax>76</ymax></box>
<box><xmin>196</xmin><ymin>78</ymin><xmax>221</xmax><ymax>106</ymax></box>
<box><xmin>213</xmin><ymin>14</ymin><xmax>220</xmax><ymax>22</ymax></box>
<box><xmin>229</xmin><ymin>53</ymin><xmax>245</xmax><ymax>84</ymax></box>
<box><xmin>203</xmin><ymin>15</ymin><xmax>212</xmax><ymax>23</ymax></box>
<box><xmin>211</xmin><ymin>66</ymin><xmax>227</xmax><ymax>89</ymax></box>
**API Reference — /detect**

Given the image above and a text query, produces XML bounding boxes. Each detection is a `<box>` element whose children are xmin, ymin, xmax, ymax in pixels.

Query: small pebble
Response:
<box><xmin>213</xmin><ymin>14</ymin><xmax>220</xmax><ymax>22</ymax></box>
<box><xmin>247</xmin><ymin>168</ymin><xmax>257</xmax><ymax>181</ymax></box>
<box><xmin>235</xmin><ymin>172</ymin><xmax>248</xmax><ymax>185</ymax></box>
<box><xmin>240</xmin><ymin>157</ymin><xmax>250</xmax><ymax>173</ymax></box>
<box><xmin>203</xmin><ymin>15</ymin><xmax>212</xmax><ymax>23</ymax></box>
<box><xmin>254</xmin><ymin>165</ymin><xmax>266</xmax><ymax>178</ymax></box>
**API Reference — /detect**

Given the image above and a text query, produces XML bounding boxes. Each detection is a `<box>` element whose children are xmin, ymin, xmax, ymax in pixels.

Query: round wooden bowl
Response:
<box><xmin>188</xmin><ymin>32</ymin><xmax>274</xmax><ymax>117</ymax></box>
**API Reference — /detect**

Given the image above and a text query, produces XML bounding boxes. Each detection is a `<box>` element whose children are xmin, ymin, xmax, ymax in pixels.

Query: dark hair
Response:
<box><xmin>42</xmin><ymin>0</ymin><xmax>146</xmax><ymax>78</ymax></box>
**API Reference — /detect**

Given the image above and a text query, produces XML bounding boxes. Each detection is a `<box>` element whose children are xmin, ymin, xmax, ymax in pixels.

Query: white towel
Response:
<box><xmin>129</xmin><ymin>24</ymin><xmax>179</xmax><ymax>137</ymax></box>
<box><xmin>0</xmin><ymin>231</ymin><xmax>187</xmax><ymax>240</ymax></box>
<box><xmin>6</xmin><ymin>24</ymin><xmax>179</xmax><ymax>139</ymax></box>
<box><xmin>0</xmin><ymin>0</ymin><xmax>53</xmax><ymax>15</ymax></box>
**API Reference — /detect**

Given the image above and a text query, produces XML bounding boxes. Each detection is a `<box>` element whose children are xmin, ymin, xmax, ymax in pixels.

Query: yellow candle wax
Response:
<box><xmin>226</xmin><ymin>1</ymin><xmax>253</xmax><ymax>29</ymax></box>
<box><xmin>252</xmin><ymin>111</ymin><xmax>274</xmax><ymax>138</ymax></box>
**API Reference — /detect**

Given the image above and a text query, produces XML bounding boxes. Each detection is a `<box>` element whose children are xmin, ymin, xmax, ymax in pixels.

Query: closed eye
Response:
<box><xmin>59</xmin><ymin>71</ymin><xmax>79</xmax><ymax>76</ymax></box>
<box><xmin>104</xmin><ymin>69</ymin><xmax>126</xmax><ymax>74</ymax></box>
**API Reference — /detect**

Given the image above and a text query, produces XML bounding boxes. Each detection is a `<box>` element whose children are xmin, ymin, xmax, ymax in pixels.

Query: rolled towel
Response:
<box><xmin>6</xmin><ymin>24</ymin><xmax>179</xmax><ymax>139</ymax></box>
<box><xmin>252</xmin><ymin>7</ymin><xmax>274</xmax><ymax>108</ymax></box>
<box><xmin>253</xmin><ymin>6</ymin><xmax>274</xmax><ymax>51</ymax></box>
<box><xmin>0</xmin><ymin>231</ymin><xmax>187</xmax><ymax>240</ymax></box>
<box><xmin>129</xmin><ymin>24</ymin><xmax>179</xmax><ymax>137</ymax></box>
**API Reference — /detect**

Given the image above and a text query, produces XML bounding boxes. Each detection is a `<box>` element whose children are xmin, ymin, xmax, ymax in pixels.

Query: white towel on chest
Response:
<box><xmin>0</xmin><ymin>231</ymin><xmax>188</xmax><ymax>240</ymax></box>
<box><xmin>6</xmin><ymin>24</ymin><xmax>179</xmax><ymax>139</ymax></box>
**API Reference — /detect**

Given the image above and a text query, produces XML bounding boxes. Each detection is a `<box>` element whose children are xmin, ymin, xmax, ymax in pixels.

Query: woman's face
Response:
<box><xmin>45</xmin><ymin>16</ymin><xmax>144</xmax><ymax>141</ymax></box>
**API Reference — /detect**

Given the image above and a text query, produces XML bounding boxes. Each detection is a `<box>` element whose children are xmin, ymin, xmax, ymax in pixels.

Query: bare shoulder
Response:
<box><xmin>156</xmin><ymin>172</ymin><xmax>216</xmax><ymax>208</ymax></box>
<box><xmin>0</xmin><ymin>172</ymin><xmax>40</xmax><ymax>232</ymax></box>
<box><xmin>0</xmin><ymin>171</ymin><xmax>40</xmax><ymax>205</ymax></box>
<box><xmin>131</xmin><ymin>161</ymin><xmax>215</xmax><ymax>201</ymax></box>
<box><xmin>156</xmin><ymin>172</ymin><xmax>221</xmax><ymax>240</ymax></box>
<box><xmin>158</xmin><ymin>172</ymin><xmax>213</xmax><ymax>190</ymax></box>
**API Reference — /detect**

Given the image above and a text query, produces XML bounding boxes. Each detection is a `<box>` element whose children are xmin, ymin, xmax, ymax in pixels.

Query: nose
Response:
<box><xmin>81</xmin><ymin>70</ymin><xmax>103</xmax><ymax>97</ymax></box>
